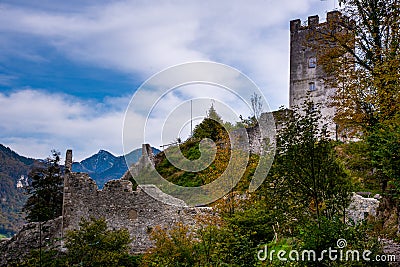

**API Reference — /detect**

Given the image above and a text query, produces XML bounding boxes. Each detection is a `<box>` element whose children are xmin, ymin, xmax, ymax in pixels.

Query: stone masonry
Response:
<box><xmin>62</xmin><ymin>149</ymin><xmax>196</xmax><ymax>254</ymax></box>
<box><xmin>290</xmin><ymin>11</ymin><xmax>343</xmax><ymax>138</ymax></box>
<box><xmin>0</xmin><ymin>147</ymin><xmax>199</xmax><ymax>265</ymax></box>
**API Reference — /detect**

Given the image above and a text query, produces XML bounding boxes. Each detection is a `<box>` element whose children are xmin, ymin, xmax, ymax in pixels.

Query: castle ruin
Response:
<box><xmin>0</xmin><ymin>11</ymin><xmax>363</xmax><ymax>265</ymax></box>
<box><xmin>0</xmin><ymin>148</ymin><xmax>200</xmax><ymax>265</ymax></box>
<box><xmin>290</xmin><ymin>11</ymin><xmax>344</xmax><ymax>138</ymax></box>
<box><xmin>62</xmin><ymin>148</ymin><xmax>197</xmax><ymax>253</ymax></box>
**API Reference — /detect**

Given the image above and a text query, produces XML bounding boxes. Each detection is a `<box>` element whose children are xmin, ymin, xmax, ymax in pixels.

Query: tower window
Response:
<box><xmin>309</xmin><ymin>82</ymin><xmax>316</xmax><ymax>91</ymax></box>
<box><xmin>308</xmin><ymin>57</ymin><xmax>316</xmax><ymax>68</ymax></box>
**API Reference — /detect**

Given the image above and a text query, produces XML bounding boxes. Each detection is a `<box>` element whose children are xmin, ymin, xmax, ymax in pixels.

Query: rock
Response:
<box><xmin>347</xmin><ymin>192</ymin><xmax>380</xmax><ymax>224</ymax></box>
<box><xmin>0</xmin><ymin>217</ymin><xmax>63</xmax><ymax>266</ymax></box>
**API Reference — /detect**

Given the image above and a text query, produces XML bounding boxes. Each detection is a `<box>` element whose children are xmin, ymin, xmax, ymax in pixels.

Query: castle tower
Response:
<box><xmin>289</xmin><ymin>11</ymin><xmax>342</xmax><ymax>138</ymax></box>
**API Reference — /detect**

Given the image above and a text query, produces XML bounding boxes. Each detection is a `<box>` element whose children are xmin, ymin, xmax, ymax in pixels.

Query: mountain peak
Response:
<box><xmin>71</xmin><ymin>146</ymin><xmax>160</xmax><ymax>188</ymax></box>
<box><xmin>97</xmin><ymin>149</ymin><xmax>114</xmax><ymax>156</ymax></box>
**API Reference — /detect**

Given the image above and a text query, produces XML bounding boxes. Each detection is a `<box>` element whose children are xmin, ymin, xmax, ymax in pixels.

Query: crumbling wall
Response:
<box><xmin>0</xmin><ymin>147</ymin><xmax>198</xmax><ymax>265</ymax></box>
<box><xmin>63</xmin><ymin>162</ymin><xmax>196</xmax><ymax>253</ymax></box>
<box><xmin>230</xmin><ymin>111</ymin><xmax>283</xmax><ymax>155</ymax></box>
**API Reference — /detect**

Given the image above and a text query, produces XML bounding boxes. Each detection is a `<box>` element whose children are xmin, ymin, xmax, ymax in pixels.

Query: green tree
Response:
<box><xmin>316</xmin><ymin>1</ymin><xmax>400</xmax><ymax>133</ymax></box>
<box><xmin>258</xmin><ymin>102</ymin><xmax>387</xmax><ymax>266</ymax></box>
<box><xmin>141</xmin><ymin>216</ymin><xmax>257</xmax><ymax>267</ymax></box>
<box><xmin>315</xmin><ymin>1</ymin><xmax>400</xmax><ymax>195</ymax></box>
<box><xmin>23</xmin><ymin>150</ymin><xmax>63</xmax><ymax>222</ymax></box>
<box><xmin>192</xmin><ymin>105</ymin><xmax>227</xmax><ymax>142</ymax></box>
<box><xmin>206</xmin><ymin>103</ymin><xmax>222</xmax><ymax>123</ymax></box>
<box><xmin>274</xmin><ymin>101</ymin><xmax>352</xmax><ymax>229</ymax></box>
<box><xmin>141</xmin><ymin>222</ymin><xmax>198</xmax><ymax>266</ymax></box>
<box><xmin>19</xmin><ymin>217</ymin><xmax>138</xmax><ymax>267</ymax></box>
<box><xmin>64</xmin><ymin>217</ymin><xmax>135</xmax><ymax>267</ymax></box>
<box><xmin>367</xmin><ymin>115</ymin><xmax>400</xmax><ymax>194</ymax></box>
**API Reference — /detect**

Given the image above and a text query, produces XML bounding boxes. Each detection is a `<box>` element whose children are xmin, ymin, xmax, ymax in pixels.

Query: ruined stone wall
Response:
<box><xmin>62</xmin><ymin>168</ymin><xmax>196</xmax><ymax>253</ymax></box>
<box><xmin>230</xmin><ymin>110</ymin><xmax>286</xmax><ymax>155</ymax></box>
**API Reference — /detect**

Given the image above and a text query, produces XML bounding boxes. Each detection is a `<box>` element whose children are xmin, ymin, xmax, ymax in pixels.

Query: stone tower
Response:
<box><xmin>289</xmin><ymin>11</ymin><xmax>342</xmax><ymax>138</ymax></box>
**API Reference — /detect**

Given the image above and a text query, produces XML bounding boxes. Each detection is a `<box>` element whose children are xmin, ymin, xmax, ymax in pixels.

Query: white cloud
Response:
<box><xmin>0</xmin><ymin>1</ymin><xmax>333</xmax><ymax>159</ymax></box>
<box><xmin>0</xmin><ymin>90</ymin><xmax>126</xmax><ymax>160</ymax></box>
<box><xmin>0</xmin><ymin>88</ymin><xmax>242</xmax><ymax>161</ymax></box>
<box><xmin>0</xmin><ymin>0</ymin><xmax>330</xmax><ymax>108</ymax></box>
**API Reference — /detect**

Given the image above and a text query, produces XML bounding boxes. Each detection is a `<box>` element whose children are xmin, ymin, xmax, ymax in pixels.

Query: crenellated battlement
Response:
<box><xmin>290</xmin><ymin>11</ymin><xmax>342</xmax><ymax>33</ymax></box>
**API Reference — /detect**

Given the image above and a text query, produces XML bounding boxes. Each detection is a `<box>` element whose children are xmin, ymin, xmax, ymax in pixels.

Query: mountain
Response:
<box><xmin>72</xmin><ymin>150</ymin><xmax>117</xmax><ymax>174</ymax></box>
<box><xmin>72</xmin><ymin>147</ymin><xmax>160</xmax><ymax>188</ymax></box>
<box><xmin>0</xmin><ymin>145</ymin><xmax>35</xmax><ymax>237</ymax></box>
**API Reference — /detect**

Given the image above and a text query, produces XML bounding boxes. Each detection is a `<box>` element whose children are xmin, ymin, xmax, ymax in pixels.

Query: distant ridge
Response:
<box><xmin>72</xmin><ymin>147</ymin><xmax>160</xmax><ymax>188</ymax></box>
<box><xmin>0</xmin><ymin>145</ymin><xmax>35</xmax><ymax>237</ymax></box>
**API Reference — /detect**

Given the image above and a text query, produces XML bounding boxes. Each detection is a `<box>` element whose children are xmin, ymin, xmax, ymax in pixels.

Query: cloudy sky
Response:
<box><xmin>0</xmin><ymin>0</ymin><xmax>338</xmax><ymax>161</ymax></box>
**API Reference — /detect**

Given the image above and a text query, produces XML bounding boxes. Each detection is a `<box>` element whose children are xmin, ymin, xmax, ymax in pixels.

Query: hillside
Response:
<box><xmin>0</xmin><ymin>145</ymin><xmax>35</xmax><ymax>237</ymax></box>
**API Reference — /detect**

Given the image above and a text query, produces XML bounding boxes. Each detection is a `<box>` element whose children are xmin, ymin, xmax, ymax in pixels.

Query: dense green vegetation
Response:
<box><xmin>0</xmin><ymin>144</ymin><xmax>35</xmax><ymax>237</ymax></box>
<box><xmin>18</xmin><ymin>217</ymin><xmax>140</xmax><ymax>267</ymax></box>
<box><xmin>154</xmin><ymin>105</ymin><xmax>258</xmax><ymax>192</ymax></box>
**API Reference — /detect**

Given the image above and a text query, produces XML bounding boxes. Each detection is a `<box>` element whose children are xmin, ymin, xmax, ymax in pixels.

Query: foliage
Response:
<box><xmin>315</xmin><ymin>0</ymin><xmax>400</xmax><ymax>134</ymax></box>
<box><xmin>223</xmin><ymin>200</ymin><xmax>276</xmax><ymax>246</ymax></box>
<box><xmin>18</xmin><ymin>217</ymin><xmax>138</xmax><ymax>267</ymax></box>
<box><xmin>237</xmin><ymin>114</ymin><xmax>258</xmax><ymax>128</ymax></box>
<box><xmin>155</xmin><ymin>105</ymin><xmax>234</xmax><ymax>188</ymax></box>
<box><xmin>366</xmin><ymin>115</ymin><xmax>400</xmax><ymax>195</ymax></box>
<box><xmin>64</xmin><ymin>217</ymin><xmax>134</xmax><ymax>266</ymax></box>
<box><xmin>192</xmin><ymin>118</ymin><xmax>227</xmax><ymax>143</ymax></box>
<box><xmin>16</xmin><ymin>249</ymin><xmax>67</xmax><ymax>267</ymax></box>
<box><xmin>141</xmin><ymin>215</ymin><xmax>257</xmax><ymax>267</ymax></box>
<box><xmin>336</xmin><ymin>141</ymin><xmax>380</xmax><ymax>193</ymax></box>
<box><xmin>145</xmin><ymin>98</ymin><xmax>386</xmax><ymax>266</ymax></box>
<box><xmin>315</xmin><ymin>1</ymin><xmax>400</xmax><ymax>197</ymax></box>
<box><xmin>155</xmin><ymin>139</ymin><xmax>225</xmax><ymax>187</ymax></box>
<box><xmin>23</xmin><ymin>151</ymin><xmax>63</xmax><ymax>223</ymax></box>
<box><xmin>206</xmin><ymin>103</ymin><xmax>223</xmax><ymax>123</ymax></box>
<box><xmin>297</xmin><ymin>217</ymin><xmax>387</xmax><ymax>266</ymax></box>
<box><xmin>274</xmin><ymin>101</ymin><xmax>352</xmax><ymax>229</ymax></box>
<box><xmin>141</xmin><ymin>222</ymin><xmax>197</xmax><ymax>266</ymax></box>
<box><xmin>0</xmin><ymin>144</ymin><xmax>35</xmax><ymax>236</ymax></box>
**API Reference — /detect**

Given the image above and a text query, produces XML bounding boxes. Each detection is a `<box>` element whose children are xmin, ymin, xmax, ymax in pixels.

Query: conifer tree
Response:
<box><xmin>23</xmin><ymin>150</ymin><xmax>63</xmax><ymax>222</ymax></box>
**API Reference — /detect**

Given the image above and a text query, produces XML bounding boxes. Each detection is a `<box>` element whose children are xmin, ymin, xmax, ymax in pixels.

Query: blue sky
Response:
<box><xmin>0</xmin><ymin>0</ymin><xmax>337</xmax><ymax>160</ymax></box>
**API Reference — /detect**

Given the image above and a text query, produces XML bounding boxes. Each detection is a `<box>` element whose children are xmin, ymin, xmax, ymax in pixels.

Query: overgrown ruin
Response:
<box><xmin>0</xmin><ymin>146</ymin><xmax>201</xmax><ymax>265</ymax></box>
